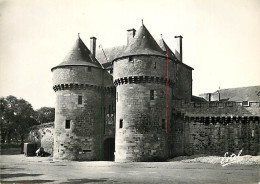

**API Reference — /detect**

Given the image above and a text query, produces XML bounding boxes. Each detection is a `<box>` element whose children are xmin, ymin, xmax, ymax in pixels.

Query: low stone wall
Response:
<box><xmin>28</xmin><ymin>122</ymin><xmax>54</xmax><ymax>155</ymax></box>
<box><xmin>185</xmin><ymin>120</ymin><xmax>259</xmax><ymax>156</ymax></box>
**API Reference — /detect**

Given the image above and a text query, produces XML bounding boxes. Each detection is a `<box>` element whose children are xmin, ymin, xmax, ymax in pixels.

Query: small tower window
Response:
<box><xmin>154</xmin><ymin>62</ymin><xmax>156</xmax><ymax>69</ymax></box>
<box><xmin>65</xmin><ymin>120</ymin><xmax>71</xmax><ymax>129</ymax></box>
<box><xmin>119</xmin><ymin>119</ymin><xmax>123</xmax><ymax>128</ymax></box>
<box><xmin>129</xmin><ymin>56</ymin><xmax>133</xmax><ymax>62</ymax></box>
<box><xmin>150</xmin><ymin>90</ymin><xmax>154</xmax><ymax>100</ymax></box>
<box><xmin>78</xmin><ymin>95</ymin><xmax>82</xmax><ymax>104</ymax></box>
<box><xmin>88</xmin><ymin>67</ymin><xmax>92</xmax><ymax>72</ymax></box>
<box><xmin>162</xmin><ymin>119</ymin><xmax>166</xmax><ymax>130</ymax></box>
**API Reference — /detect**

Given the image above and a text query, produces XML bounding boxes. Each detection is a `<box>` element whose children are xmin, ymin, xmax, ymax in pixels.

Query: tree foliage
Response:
<box><xmin>35</xmin><ymin>107</ymin><xmax>55</xmax><ymax>124</ymax></box>
<box><xmin>0</xmin><ymin>96</ymin><xmax>55</xmax><ymax>144</ymax></box>
<box><xmin>0</xmin><ymin>96</ymin><xmax>53</xmax><ymax>144</ymax></box>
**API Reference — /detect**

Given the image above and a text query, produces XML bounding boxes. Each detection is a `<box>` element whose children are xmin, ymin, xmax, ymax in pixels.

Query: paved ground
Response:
<box><xmin>0</xmin><ymin>153</ymin><xmax>259</xmax><ymax>184</ymax></box>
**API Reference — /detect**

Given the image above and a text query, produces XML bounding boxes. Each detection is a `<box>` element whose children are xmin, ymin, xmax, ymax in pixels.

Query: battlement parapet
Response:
<box><xmin>53</xmin><ymin>83</ymin><xmax>115</xmax><ymax>92</ymax></box>
<box><xmin>113</xmin><ymin>76</ymin><xmax>174</xmax><ymax>88</ymax></box>
<box><xmin>173</xmin><ymin>100</ymin><xmax>260</xmax><ymax>117</ymax></box>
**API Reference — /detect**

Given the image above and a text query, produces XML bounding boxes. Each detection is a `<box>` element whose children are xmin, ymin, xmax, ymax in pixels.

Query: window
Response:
<box><xmin>65</xmin><ymin>120</ymin><xmax>70</xmax><ymax>129</ymax></box>
<box><xmin>242</xmin><ymin>101</ymin><xmax>250</xmax><ymax>107</ymax></box>
<box><xmin>162</xmin><ymin>119</ymin><xmax>166</xmax><ymax>129</ymax></box>
<box><xmin>119</xmin><ymin>119</ymin><xmax>123</xmax><ymax>128</ymax></box>
<box><xmin>150</xmin><ymin>90</ymin><xmax>154</xmax><ymax>100</ymax></box>
<box><xmin>252</xmin><ymin>130</ymin><xmax>255</xmax><ymax>137</ymax></box>
<box><xmin>129</xmin><ymin>56</ymin><xmax>133</xmax><ymax>62</ymax></box>
<box><xmin>110</xmin><ymin>68</ymin><xmax>113</xmax><ymax>74</ymax></box>
<box><xmin>78</xmin><ymin>95</ymin><xmax>82</xmax><ymax>104</ymax></box>
<box><xmin>154</xmin><ymin>62</ymin><xmax>156</xmax><ymax>69</ymax></box>
<box><xmin>226</xmin><ymin>101</ymin><xmax>233</xmax><ymax>107</ymax></box>
<box><xmin>88</xmin><ymin>67</ymin><xmax>91</xmax><ymax>72</ymax></box>
<box><xmin>116</xmin><ymin>92</ymin><xmax>118</xmax><ymax>102</ymax></box>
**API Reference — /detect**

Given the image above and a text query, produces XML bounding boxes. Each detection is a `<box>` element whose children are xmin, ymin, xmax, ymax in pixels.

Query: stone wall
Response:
<box><xmin>52</xmin><ymin>66</ymin><xmax>103</xmax><ymax>86</ymax></box>
<box><xmin>53</xmin><ymin>88</ymin><xmax>103</xmax><ymax>161</ymax></box>
<box><xmin>172</xmin><ymin>118</ymin><xmax>259</xmax><ymax>156</ymax></box>
<box><xmin>114</xmin><ymin>55</ymin><xmax>174</xmax><ymax>162</ymax></box>
<box><xmin>172</xmin><ymin>101</ymin><xmax>260</xmax><ymax>157</ymax></box>
<box><xmin>28</xmin><ymin>122</ymin><xmax>54</xmax><ymax>155</ymax></box>
<box><xmin>113</xmin><ymin>55</ymin><xmax>176</xmax><ymax>85</ymax></box>
<box><xmin>174</xmin><ymin>63</ymin><xmax>192</xmax><ymax>102</ymax></box>
<box><xmin>115</xmin><ymin>83</ymin><xmax>171</xmax><ymax>162</ymax></box>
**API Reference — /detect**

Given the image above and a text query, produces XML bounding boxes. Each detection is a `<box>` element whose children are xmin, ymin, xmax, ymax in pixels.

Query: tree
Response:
<box><xmin>35</xmin><ymin>107</ymin><xmax>55</xmax><ymax>124</ymax></box>
<box><xmin>13</xmin><ymin>97</ymin><xmax>38</xmax><ymax>143</ymax></box>
<box><xmin>0</xmin><ymin>96</ymin><xmax>17</xmax><ymax>144</ymax></box>
<box><xmin>0</xmin><ymin>96</ymin><xmax>38</xmax><ymax>144</ymax></box>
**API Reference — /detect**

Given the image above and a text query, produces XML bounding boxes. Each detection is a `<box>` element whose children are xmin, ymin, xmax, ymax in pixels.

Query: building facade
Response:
<box><xmin>50</xmin><ymin>23</ymin><xmax>260</xmax><ymax>162</ymax></box>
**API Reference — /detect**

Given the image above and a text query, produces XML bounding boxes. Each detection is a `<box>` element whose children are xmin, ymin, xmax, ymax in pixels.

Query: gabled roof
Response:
<box><xmin>96</xmin><ymin>45</ymin><xmax>126</xmax><ymax>65</ymax></box>
<box><xmin>113</xmin><ymin>24</ymin><xmax>166</xmax><ymax>61</ymax></box>
<box><xmin>191</xmin><ymin>95</ymin><xmax>208</xmax><ymax>103</ymax></box>
<box><xmin>52</xmin><ymin>36</ymin><xmax>102</xmax><ymax>71</ymax></box>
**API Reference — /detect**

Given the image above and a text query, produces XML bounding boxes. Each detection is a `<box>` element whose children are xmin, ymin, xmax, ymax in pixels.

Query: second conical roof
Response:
<box><xmin>156</xmin><ymin>38</ymin><xmax>178</xmax><ymax>61</ymax></box>
<box><xmin>114</xmin><ymin>24</ymin><xmax>166</xmax><ymax>60</ymax></box>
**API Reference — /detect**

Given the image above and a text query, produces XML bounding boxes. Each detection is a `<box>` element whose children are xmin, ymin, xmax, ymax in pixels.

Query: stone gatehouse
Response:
<box><xmin>40</xmin><ymin>22</ymin><xmax>260</xmax><ymax>162</ymax></box>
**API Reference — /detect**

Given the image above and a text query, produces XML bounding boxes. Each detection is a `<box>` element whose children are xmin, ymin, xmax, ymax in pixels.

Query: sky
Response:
<box><xmin>0</xmin><ymin>0</ymin><xmax>259</xmax><ymax>110</ymax></box>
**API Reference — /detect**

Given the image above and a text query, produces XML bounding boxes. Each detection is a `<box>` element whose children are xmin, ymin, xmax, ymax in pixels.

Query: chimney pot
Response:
<box><xmin>90</xmin><ymin>37</ymin><xmax>97</xmax><ymax>57</ymax></box>
<box><xmin>174</xmin><ymin>35</ymin><xmax>183</xmax><ymax>62</ymax></box>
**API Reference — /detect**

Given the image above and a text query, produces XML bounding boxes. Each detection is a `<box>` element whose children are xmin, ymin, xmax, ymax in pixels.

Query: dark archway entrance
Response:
<box><xmin>103</xmin><ymin>138</ymin><xmax>115</xmax><ymax>161</ymax></box>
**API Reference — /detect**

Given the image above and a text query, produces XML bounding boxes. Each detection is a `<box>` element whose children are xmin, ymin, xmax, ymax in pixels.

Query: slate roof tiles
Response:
<box><xmin>52</xmin><ymin>36</ymin><xmax>102</xmax><ymax>71</ymax></box>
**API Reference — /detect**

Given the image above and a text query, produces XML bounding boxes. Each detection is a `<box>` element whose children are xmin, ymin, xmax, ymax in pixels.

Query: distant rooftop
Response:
<box><xmin>200</xmin><ymin>85</ymin><xmax>260</xmax><ymax>102</ymax></box>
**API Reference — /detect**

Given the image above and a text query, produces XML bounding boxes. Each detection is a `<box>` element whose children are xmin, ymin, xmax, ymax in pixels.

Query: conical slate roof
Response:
<box><xmin>156</xmin><ymin>39</ymin><xmax>178</xmax><ymax>61</ymax></box>
<box><xmin>114</xmin><ymin>24</ymin><xmax>166</xmax><ymax>61</ymax></box>
<box><xmin>52</xmin><ymin>36</ymin><xmax>102</xmax><ymax>71</ymax></box>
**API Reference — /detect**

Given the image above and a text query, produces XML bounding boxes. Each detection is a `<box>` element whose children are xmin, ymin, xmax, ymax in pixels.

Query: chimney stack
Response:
<box><xmin>90</xmin><ymin>37</ymin><xmax>97</xmax><ymax>57</ymax></box>
<box><xmin>127</xmin><ymin>29</ymin><xmax>136</xmax><ymax>45</ymax></box>
<box><xmin>208</xmin><ymin>93</ymin><xmax>211</xmax><ymax>102</ymax></box>
<box><xmin>174</xmin><ymin>35</ymin><xmax>183</xmax><ymax>62</ymax></box>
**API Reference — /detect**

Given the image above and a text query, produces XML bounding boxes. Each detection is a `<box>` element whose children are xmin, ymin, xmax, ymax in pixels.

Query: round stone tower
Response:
<box><xmin>51</xmin><ymin>35</ymin><xmax>104</xmax><ymax>161</ymax></box>
<box><xmin>113</xmin><ymin>24</ymin><xmax>177</xmax><ymax>162</ymax></box>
